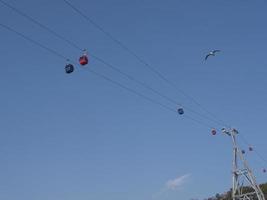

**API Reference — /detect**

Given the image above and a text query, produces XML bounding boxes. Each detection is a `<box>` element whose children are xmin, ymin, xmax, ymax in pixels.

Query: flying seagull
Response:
<box><xmin>205</xmin><ymin>50</ymin><xmax>221</xmax><ymax>61</ymax></box>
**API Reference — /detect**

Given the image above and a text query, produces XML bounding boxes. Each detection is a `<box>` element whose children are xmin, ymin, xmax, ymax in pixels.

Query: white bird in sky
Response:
<box><xmin>205</xmin><ymin>50</ymin><xmax>221</xmax><ymax>61</ymax></box>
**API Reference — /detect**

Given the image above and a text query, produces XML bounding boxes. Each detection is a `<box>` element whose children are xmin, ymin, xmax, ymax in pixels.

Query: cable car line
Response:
<box><xmin>86</xmin><ymin>68</ymin><xmax>176</xmax><ymax>114</ymax></box>
<box><xmin>91</xmin><ymin>54</ymin><xmax>222</xmax><ymax>127</ymax></box>
<box><xmin>0</xmin><ymin>22</ymin><xmax>215</xmax><ymax>130</ymax></box>
<box><xmin>221</xmin><ymin>129</ymin><xmax>267</xmax><ymax>174</ymax></box>
<box><xmin>62</xmin><ymin>0</ymin><xmax>229</xmax><ymax>128</ymax></box>
<box><xmin>0</xmin><ymin>0</ymin><xmax>223</xmax><ymax>127</ymax></box>
<box><xmin>0</xmin><ymin>22</ymin><xmax>173</xmax><ymax>114</ymax></box>
<box><xmin>83</xmin><ymin>68</ymin><xmax>214</xmax><ymax>129</ymax></box>
<box><xmin>1</xmin><ymin>2</ymin><xmax>266</xmax><ymax>174</ymax></box>
<box><xmin>0</xmin><ymin>23</ymin><xmax>69</xmax><ymax>61</ymax></box>
<box><xmin>1</xmin><ymin>0</ymin><xmax>266</xmax><ymax>171</ymax></box>
<box><xmin>220</xmin><ymin>128</ymin><xmax>267</xmax><ymax>173</ymax></box>
<box><xmin>0</xmin><ymin>0</ymin><xmax>83</xmax><ymax>52</ymax></box>
<box><xmin>239</xmin><ymin>133</ymin><xmax>267</xmax><ymax>167</ymax></box>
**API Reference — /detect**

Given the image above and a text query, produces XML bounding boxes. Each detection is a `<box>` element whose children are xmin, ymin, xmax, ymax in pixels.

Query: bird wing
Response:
<box><xmin>205</xmin><ymin>54</ymin><xmax>210</xmax><ymax>60</ymax></box>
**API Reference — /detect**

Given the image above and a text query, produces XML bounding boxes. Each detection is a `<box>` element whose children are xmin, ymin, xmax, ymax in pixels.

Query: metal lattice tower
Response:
<box><xmin>222</xmin><ymin>128</ymin><xmax>265</xmax><ymax>200</ymax></box>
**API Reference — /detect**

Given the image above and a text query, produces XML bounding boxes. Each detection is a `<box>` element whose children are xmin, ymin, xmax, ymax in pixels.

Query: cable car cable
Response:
<box><xmin>84</xmin><ymin>67</ymin><xmax>214</xmax><ymax>129</ymax></box>
<box><xmin>86</xmin><ymin>68</ymin><xmax>177</xmax><ymax>114</ymax></box>
<box><xmin>2</xmin><ymin>4</ymin><xmax>265</xmax><ymax>172</ymax></box>
<box><xmin>0</xmin><ymin>0</ymin><xmax>83</xmax><ymax>52</ymax></box>
<box><xmin>0</xmin><ymin>0</ymin><xmax>222</xmax><ymax>127</ymax></box>
<box><xmin>62</xmin><ymin>0</ymin><xmax>229</xmax><ymax>128</ymax></box>
<box><xmin>4</xmin><ymin>2</ymin><xmax>265</xmax><ymax>164</ymax></box>
<box><xmin>228</xmin><ymin>130</ymin><xmax>267</xmax><ymax>173</ymax></box>
<box><xmin>91</xmin><ymin>54</ymin><xmax>223</xmax><ymax>127</ymax></box>
<box><xmin>0</xmin><ymin>22</ymin><xmax>214</xmax><ymax>130</ymax></box>
<box><xmin>0</xmin><ymin>22</ymin><xmax>172</xmax><ymax>113</ymax></box>
<box><xmin>0</xmin><ymin>23</ymin><xmax>69</xmax><ymax>61</ymax></box>
<box><xmin>239</xmin><ymin>134</ymin><xmax>267</xmax><ymax>167</ymax></box>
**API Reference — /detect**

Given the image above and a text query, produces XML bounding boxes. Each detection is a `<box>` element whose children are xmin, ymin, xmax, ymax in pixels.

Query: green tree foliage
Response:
<box><xmin>205</xmin><ymin>182</ymin><xmax>267</xmax><ymax>200</ymax></box>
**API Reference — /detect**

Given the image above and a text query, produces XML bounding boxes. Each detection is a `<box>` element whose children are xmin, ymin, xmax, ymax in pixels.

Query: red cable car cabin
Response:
<box><xmin>79</xmin><ymin>55</ymin><xmax>88</xmax><ymax>66</ymax></box>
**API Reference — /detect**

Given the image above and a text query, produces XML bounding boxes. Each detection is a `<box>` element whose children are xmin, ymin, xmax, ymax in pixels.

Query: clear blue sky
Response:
<box><xmin>1</xmin><ymin>0</ymin><xmax>267</xmax><ymax>200</ymax></box>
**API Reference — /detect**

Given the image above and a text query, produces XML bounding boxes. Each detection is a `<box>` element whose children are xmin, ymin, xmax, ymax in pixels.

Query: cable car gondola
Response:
<box><xmin>79</xmin><ymin>49</ymin><xmax>89</xmax><ymax>66</ymax></box>
<box><xmin>65</xmin><ymin>63</ymin><xmax>74</xmax><ymax>74</ymax></box>
<box><xmin>241</xmin><ymin>150</ymin><xmax>245</xmax><ymax>154</ymax></box>
<box><xmin>249</xmin><ymin>146</ymin><xmax>253</xmax><ymax>151</ymax></box>
<box><xmin>177</xmin><ymin>107</ymin><xmax>184</xmax><ymax>115</ymax></box>
<box><xmin>211</xmin><ymin>128</ymin><xmax>217</xmax><ymax>135</ymax></box>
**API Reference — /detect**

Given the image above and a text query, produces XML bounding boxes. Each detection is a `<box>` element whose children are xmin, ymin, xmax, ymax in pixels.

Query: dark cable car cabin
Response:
<box><xmin>177</xmin><ymin>107</ymin><xmax>184</xmax><ymax>115</ymax></box>
<box><xmin>65</xmin><ymin>64</ymin><xmax>74</xmax><ymax>74</ymax></box>
<box><xmin>263</xmin><ymin>169</ymin><xmax>266</xmax><ymax>173</ymax></box>
<box><xmin>249</xmin><ymin>146</ymin><xmax>253</xmax><ymax>151</ymax></box>
<box><xmin>211</xmin><ymin>129</ymin><xmax>217</xmax><ymax>135</ymax></box>
<box><xmin>241</xmin><ymin>150</ymin><xmax>245</xmax><ymax>154</ymax></box>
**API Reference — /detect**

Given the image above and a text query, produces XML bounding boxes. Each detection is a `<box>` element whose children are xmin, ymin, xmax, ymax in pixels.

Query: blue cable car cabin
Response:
<box><xmin>65</xmin><ymin>64</ymin><xmax>74</xmax><ymax>74</ymax></box>
<box><xmin>177</xmin><ymin>107</ymin><xmax>184</xmax><ymax>115</ymax></box>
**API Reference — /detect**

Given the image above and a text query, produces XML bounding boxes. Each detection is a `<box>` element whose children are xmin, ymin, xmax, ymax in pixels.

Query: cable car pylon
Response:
<box><xmin>222</xmin><ymin>128</ymin><xmax>265</xmax><ymax>200</ymax></box>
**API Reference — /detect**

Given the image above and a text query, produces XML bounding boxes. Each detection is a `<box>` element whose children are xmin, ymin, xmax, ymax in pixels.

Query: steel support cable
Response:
<box><xmin>62</xmin><ymin>0</ymin><xmax>230</xmax><ymax>128</ymax></box>
<box><xmin>0</xmin><ymin>0</ymin><xmax>222</xmax><ymax>128</ymax></box>
<box><xmin>0</xmin><ymin>23</ymin><xmax>69</xmax><ymax>61</ymax></box>
<box><xmin>84</xmin><ymin>68</ymin><xmax>214</xmax><ymax>129</ymax></box>
<box><xmin>0</xmin><ymin>22</ymin><xmax>172</xmax><ymax>113</ymax></box>
<box><xmin>183</xmin><ymin>115</ymin><xmax>214</xmax><ymax>129</ymax></box>
<box><xmin>254</xmin><ymin>151</ymin><xmax>267</xmax><ymax>167</ymax></box>
<box><xmin>232</xmin><ymin>132</ymin><xmax>267</xmax><ymax>173</ymax></box>
<box><xmin>91</xmin><ymin>54</ymin><xmax>222</xmax><ymax>127</ymax></box>
<box><xmin>239</xmin><ymin>134</ymin><xmax>267</xmax><ymax>167</ymax></box>
<box><xmin>0</xmin><ymin>22</ymin><xmax>214</xmax><ymax>129</ymax></box>
<box><xmin>85</xmin><ymin>68</ymin><xmax>177</xmax><ymax>114</ymax></box>
<box><xmin>63</xmin><ymin>0</ymin><xmax>267</xmax><ymax>169</ymax></box>
<box><xmin>0</xmin><ymin>0</ymin><xmax>83</xmax><ymax>52</ymax></box>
